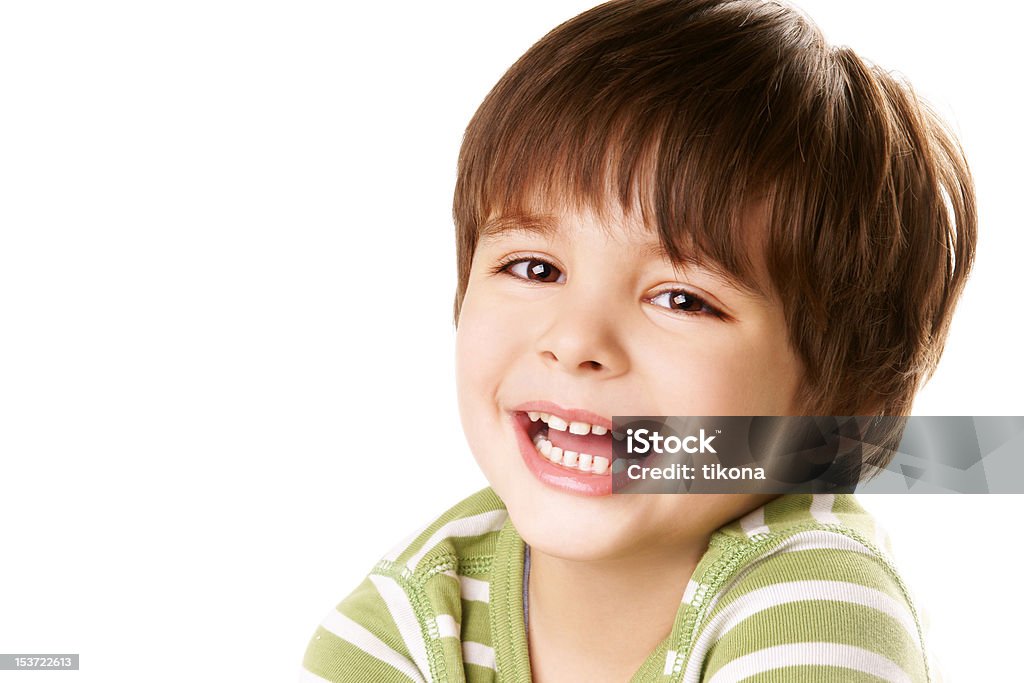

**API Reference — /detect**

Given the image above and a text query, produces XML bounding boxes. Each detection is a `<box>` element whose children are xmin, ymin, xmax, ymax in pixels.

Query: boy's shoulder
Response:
<box><xmin>373</xmin><ymin>486</ymin><xmax>510</xmax><ymax>578</ymax></box>
<box><xmin>709</xmin><ymin>493</ymin><xmax>910</xmax><ymax>595</ymax></box>
<box><xmin>302</xmin><ymin>488</ymin><xmax>513</xmax><ymax>683</ymax></box>
<box><xmin>715</xmin><ymin>492</ymin><xmax>890</xmax><ymax>552</ymax></box>
<box><xmin>705</xmin><ymin>493</ymin><xmax>913</xmax><ymax>620</ymax></box>
<box><xmin>673</xmin><ymin>493</ymin><xmax>933</xmax><ymax>682</ymax></box>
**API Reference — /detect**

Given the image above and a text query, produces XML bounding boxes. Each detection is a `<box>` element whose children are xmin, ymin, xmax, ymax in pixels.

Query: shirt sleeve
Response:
<box><xmin>696</xmin><ymin>544</ymin><xmax>931</xmax><ymax>683</ymax></box>
<box><xmin>301</xmin><ymin>574</ymin><xmax>430</xmax><ymax>683</ymax></box>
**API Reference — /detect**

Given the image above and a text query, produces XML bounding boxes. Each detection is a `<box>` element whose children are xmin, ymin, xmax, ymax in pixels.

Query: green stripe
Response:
<box><xmin>709</xmin><ymin>548</ymin><xmax>906</xmax><ymax>610</ymax></box>
<box><xmin>702</xmin><ymin>602</ymin><xmax>924</xmax><ymax>681</ymax></box>
<box><xmin>762</xmin><ymin>494</ymin><xmax>815</xmax><ymax>533</ymax></box>
<box><xmin>412</xmin><ymin>529</ymin><xmax>503</xmax><ymax>573</ymax></box>
<box><xmin>460</xmin><ymin>599</ymin><xmax>493</xmax><ymax>645</ymax></box>
<box><xmin>335</xmin><ymin>577</ymin><xmax>406</xmax><ymax>656</ymax></box>
<box><xmin>831</xmin><ymin>495</ymin><xmax>878</xmax><ymax>542</ymax></box>
<box><xmin>433</xmin><ymin>635</ymin><xmax>465</xmax><ymax>682</ymax></box>
<box><xmin>466</xmin><ymin>660</ymin><xmax>499</xmax><ymax>682</ymax></box>
<box><xmin>733</xmin><ymin>664</ymin><xmax>893</xmax><ymax>682</ymax></box>
<box><xmin>450</xmin><ymin>529</ymin><xmax>504</xmax><ymax>560</ymax></box>
<box><xmin>303</xmin><ymin>626</ymin><xmax>416</xmax><ymax>683</ymax></box>
<box><xmin>424</xmin><ymin>571</ymin><xmax>462</xmax><ymax>609</ymax></box>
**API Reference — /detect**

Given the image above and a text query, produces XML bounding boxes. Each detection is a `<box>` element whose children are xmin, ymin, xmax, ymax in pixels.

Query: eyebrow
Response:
<box><xmin>478</xmin><ymin>213</ymin><xmax>770</xmax><ymax>303</ymax></box>
<box><xmin>478</xmin><ymin>214</ymin><xmax>560</xmax><ymax>241</ymax></box>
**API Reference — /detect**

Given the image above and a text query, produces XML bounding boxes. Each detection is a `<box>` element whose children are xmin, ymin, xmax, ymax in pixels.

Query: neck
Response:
<box><xmin>525</xmin><ymin>537</ymin><xmax>708</xmax><ymax>683</ymax></box>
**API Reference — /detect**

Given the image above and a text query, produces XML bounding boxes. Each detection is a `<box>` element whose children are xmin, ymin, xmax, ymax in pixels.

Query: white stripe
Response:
<box><xmin>705</xmin><ymin>531</ymin><xmax>874</xmax><ymax>617</ymax></box>
<box><xmin>440</xmin><ymin>570</ymin><xmax>492</xmax><ymax>602</ymax></box>
<box><xmin>681</xmin><ymin>530</ymin><xmax>878</xmax><ymax>683</ymax></box>
<box><xmin>462</xmin><ymin>641</ymin><xmax>497</xmax><ymax>670</ymax></box>
<box><xmin>727</xmin><ymin>580</ymin><xmax>916</xmax><ymax>642</ymax></box>
<box><xmin>298</xmin><ymin>668</ymin><xmax>335</xmax><ymax>683</ymax></box>
<box><xmin>435</xmin><ymin>614</ymin><xmax>460</xmax><ymax>639</ymax></box>
<box><xmin>664</xmin><ymin>649</ymin><xmax>679</xmax><ymax>675</ymax></box>
<box><xmin>319</xmin><ymin>610</ymin><xmax>426</xmax><ymax>683</ymax></box>
<box><xmin>381</xmin><ymin>519</ymin><xmax>434</xmax><ymax>563</ymax></box>
<box><xmin>810</xmin><ymin>493</ymin><xmax>842</xmax><ymax>526</ymax></box>
<box><xmin>368</xmin><ymin>574</ymin><xmax>432</xmax><ymax>681</ymax></box>
<box><xmin>707</xmin><ymin>642</ymin><xmax>911</xmax><ymax>683</ymax></box>
<box><xmin>739</xmin><ymin>506</ymin><xmax>769</xmax><ymax>537</ymax></box>
<box><xmin>405</xmin><ymin>510</ymin><xmax>509</xmax><ymax>571</ymax></box>
<box><xmin>681</xmin><ymin>579</ymin><xmax>702</xmax><ymax>605</ymax></box>
<box><xmin>459</xmin><ymin>575</ymin><xmax>491</xmax><ymax>602</ymax></box>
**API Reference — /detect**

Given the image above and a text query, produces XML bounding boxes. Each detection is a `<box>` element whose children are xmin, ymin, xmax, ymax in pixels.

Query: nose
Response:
<box><xmin>536</xmin><ymin>283</ymin><xmax>629</xmax><ymax>376</ymax></box>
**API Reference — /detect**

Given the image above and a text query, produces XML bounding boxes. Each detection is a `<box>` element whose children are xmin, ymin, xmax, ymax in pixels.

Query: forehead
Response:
<box><xmin>479</xmin><ymin>204</ymin><xmax>658</xmax><ymax>253</ymax></box>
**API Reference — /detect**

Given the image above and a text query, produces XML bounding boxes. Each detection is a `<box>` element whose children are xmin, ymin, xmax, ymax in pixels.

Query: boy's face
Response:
<box><xmin>455</xmin><ymin>198</ymin><xmax>804</xmax><ymax>561</ymax></box>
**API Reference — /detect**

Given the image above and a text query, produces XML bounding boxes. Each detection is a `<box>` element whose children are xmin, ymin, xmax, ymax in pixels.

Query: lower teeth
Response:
<box><xmin>532</xmin><ymin>428</ymin><xmax>611</xmax><ymax>475</ymax></box>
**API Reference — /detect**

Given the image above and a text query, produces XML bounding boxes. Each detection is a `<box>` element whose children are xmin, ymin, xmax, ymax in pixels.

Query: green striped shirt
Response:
<box><xmin>302</xmin><ymin>488</ymin><xmax>933</xmax><ymax>682</ymax></box>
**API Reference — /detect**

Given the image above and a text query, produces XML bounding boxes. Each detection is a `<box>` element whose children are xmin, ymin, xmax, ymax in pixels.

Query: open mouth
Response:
<box><xmin>518</xmin><ymin>410</ymin><xmax>617</xmax><ymax>476</ymax></box>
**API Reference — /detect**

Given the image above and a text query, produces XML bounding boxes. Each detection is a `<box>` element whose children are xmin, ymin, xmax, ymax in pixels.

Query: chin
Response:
<box><xmin>496</xmin><ymin>483</ymin><xmax>643</xmax><ymax>562</ymax></box>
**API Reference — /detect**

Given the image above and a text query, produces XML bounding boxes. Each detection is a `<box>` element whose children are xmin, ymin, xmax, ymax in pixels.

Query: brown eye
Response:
<box><xmin>668</xmin><ymin>291</ymin><xmax>702</xmax><ymax>311</ymax></box>
<box><xmin>649</xmin><ymin>289</ymin><xmax>721</xmax><ymax>318</ymax></box>
<box><xmin>506</xmin><ymin>258</ymin><xmax>566</xmax><ymax>284</ymax></box>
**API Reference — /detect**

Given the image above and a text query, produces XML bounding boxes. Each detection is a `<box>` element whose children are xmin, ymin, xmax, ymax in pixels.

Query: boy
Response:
<box><xmin>302</xmin><ymin>0</ymin><xmax>975</xmax><ymax>680</ymax></box>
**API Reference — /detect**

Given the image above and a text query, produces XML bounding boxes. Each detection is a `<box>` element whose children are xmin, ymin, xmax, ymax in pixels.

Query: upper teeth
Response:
<box><xmin>527</xmin><ymin>411</ymin><xmax>609</xmax><ymax>436</ymax></box>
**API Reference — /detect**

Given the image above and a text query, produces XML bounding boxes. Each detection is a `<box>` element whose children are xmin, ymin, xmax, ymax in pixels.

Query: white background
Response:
<box><xmin>0</xmin><ymin>1</ymin><xmax>1020</xmax><ymax>681</ymax></box>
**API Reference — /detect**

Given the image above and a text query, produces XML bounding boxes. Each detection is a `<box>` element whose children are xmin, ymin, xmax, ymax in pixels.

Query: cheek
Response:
<box><xmin>454</xmin><ymin>282</ymin><xmax>530</xmax><ymax>440</ymax></box>
<box><xmin>643</xmin><ymin>332</ymin><xmax>800</xmax><ymax>414</ymax></box>
<box><xmin>453</xmin><ymin>288</ymin><xmax>531</xmax><ymax>498</ymax></box>
<box><xmin>456</xmin><ymin>287</ymin><xmax>513</xmax><ymax>398</ymax></box>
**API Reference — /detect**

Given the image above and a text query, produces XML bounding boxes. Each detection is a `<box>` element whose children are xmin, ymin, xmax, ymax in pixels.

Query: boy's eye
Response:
<box><xmin>495</xmin><ymin>257</ymin><xmax>723</xmax><ymax>319</ymax></box>
<box><xmin>500</xmin><ymin>257</ymin><xmax>566</xmax><ymax>284</ymax></box>
<box><xmin>648</xmin><ymin>289</ymin><xmax>722</xmax><ymax>318</ymax></box>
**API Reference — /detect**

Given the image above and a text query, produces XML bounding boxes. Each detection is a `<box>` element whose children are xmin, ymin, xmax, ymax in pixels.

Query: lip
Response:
<box><xmin>509</xmin><ymin>408</ymin><xmax>628</xmax><ymax>497</ymax></box>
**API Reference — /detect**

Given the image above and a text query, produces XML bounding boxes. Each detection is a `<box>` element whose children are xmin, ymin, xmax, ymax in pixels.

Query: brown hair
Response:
<box><xmin>452</xmin><ymin>0</ymin><xmax>976</xmax><ymax>445</ymax></box>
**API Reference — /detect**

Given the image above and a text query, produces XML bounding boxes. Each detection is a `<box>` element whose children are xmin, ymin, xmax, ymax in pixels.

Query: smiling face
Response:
<box><xmin>454</xmin><ymin>198</ymin><xmax>806</xmax><ymax>561</ymax></box>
